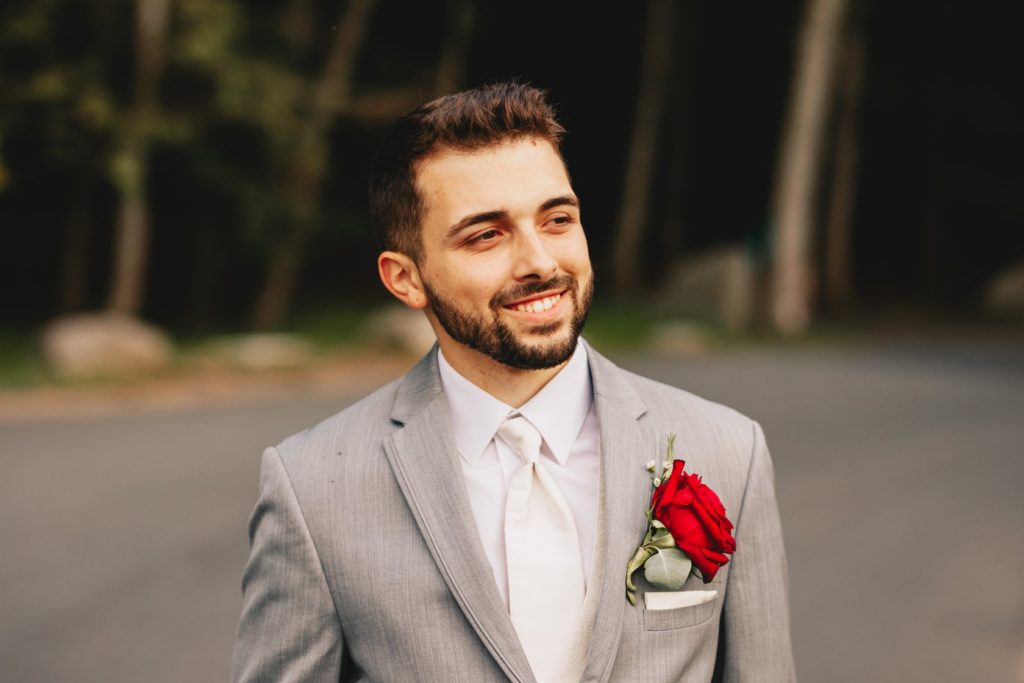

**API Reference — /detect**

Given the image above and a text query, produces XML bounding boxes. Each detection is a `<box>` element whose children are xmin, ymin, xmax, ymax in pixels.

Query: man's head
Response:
<box><xmin>369</xmin><ymin>81</ymin><xmax>568</xmax><ymax>264</ymax></box>
<box><xmin>371</xmin><ymin>81</ymin><xmax>594</xmax><ymax>371</ymax></box>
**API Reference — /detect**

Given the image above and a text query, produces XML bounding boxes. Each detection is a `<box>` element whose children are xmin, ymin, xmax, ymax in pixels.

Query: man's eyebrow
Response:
<box><xmin>445</xmin><ymin>210</ymin><xmax>508</xmax><ymax>241</ymax></box>
<box><xmin>539</xmin><ymin>195</ymin><xmax>580</xmax><ymax>212</ymax></box>
<box><xmin>445</xmin><ymin>195</ymin><xmax>581</xmax><ymax>241</ymax></box>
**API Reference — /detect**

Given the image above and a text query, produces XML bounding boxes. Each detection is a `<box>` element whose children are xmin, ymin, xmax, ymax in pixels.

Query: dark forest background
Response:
<box><xmin>1</xmin><ymin>0</ymin><xmax>1021</xmax><ymax>339</ymax></box>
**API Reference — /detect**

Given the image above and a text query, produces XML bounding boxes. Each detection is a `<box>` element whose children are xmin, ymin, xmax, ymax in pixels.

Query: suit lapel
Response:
<box><xmin>578</xmin><ymin>340</ymin><xmax>654</xmax><ymax>682</ymax></box>
<box><xmin>382</xmin><ymin>344</ymin><xmax>536</xmax><ymax>683</ymax></box>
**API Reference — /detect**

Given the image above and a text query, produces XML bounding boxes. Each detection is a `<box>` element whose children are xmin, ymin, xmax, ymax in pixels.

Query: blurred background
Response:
<box><xmin>1</xmin><ymin>0</ymin><xmax>1021</xmax><ymax>681</ymax></box>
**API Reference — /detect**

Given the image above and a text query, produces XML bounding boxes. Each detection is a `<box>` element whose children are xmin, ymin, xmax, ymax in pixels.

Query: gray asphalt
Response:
<box><xmin>1</xmin><ymin>336</ymin><xmax>1021</xmax><ymax>682</ymax></box>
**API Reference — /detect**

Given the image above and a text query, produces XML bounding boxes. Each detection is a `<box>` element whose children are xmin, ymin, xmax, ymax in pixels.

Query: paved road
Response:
<box><xmin>2</xmin><ymin>336</ymin><xmax>1021</xmax><ymax>682</ymax></box>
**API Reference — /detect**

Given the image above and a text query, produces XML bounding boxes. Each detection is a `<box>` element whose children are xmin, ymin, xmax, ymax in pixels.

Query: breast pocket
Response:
<box><xmin>641</xmin><ymin>587</ymin><xmax>721</xmax><ymax>631</ymax></box>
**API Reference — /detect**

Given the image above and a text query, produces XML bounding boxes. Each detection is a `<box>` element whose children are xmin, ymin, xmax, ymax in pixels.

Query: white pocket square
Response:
<box><xmin>644</xmin><ymin>589</ymin><xmax>718</xmax><ymax>611</ymax></box>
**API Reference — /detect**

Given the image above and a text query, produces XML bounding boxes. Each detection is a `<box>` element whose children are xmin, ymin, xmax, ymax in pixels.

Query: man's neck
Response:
<box><xmin>435</xmin><ymin>338</ymin><xmax>571</xmax><ymax>408</ymax></box>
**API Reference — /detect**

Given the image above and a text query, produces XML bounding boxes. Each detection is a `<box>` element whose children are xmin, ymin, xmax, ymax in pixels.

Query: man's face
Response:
<box><xmin>412</xmin><ymin>136</ymin><xmax>594</xmax><ymax>371</ymax></box>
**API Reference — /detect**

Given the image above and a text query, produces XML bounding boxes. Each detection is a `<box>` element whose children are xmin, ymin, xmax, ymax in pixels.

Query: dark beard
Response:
<box><xmin>423</xmin><ymin>272</ymin><xmax>594</xmax><ymax>370</ymax></box>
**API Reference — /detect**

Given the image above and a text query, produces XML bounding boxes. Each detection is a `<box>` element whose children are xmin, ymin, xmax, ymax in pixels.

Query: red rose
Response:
<box><xmin>651</xmin><ymin>459</ymin><xmax>736</xmax><ymax>582</ymax></box>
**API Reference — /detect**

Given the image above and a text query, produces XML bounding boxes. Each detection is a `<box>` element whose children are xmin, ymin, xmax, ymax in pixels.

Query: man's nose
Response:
<box><xmin>511</xmin><ymin>228</ymin><xmax>558</xmax><ymax>281</ymax></box>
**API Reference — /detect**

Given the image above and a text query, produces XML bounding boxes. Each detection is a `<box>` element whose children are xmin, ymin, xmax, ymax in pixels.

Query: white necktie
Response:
<box><xmin>498</xmin><ymin>415</ymin><xmax>585</xmax><ymax>683</ymax></box>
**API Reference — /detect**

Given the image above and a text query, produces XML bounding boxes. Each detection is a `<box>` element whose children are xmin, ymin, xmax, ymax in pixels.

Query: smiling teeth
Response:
<box><xmin>513</xmin><ymin>292</ymin><xmax>561</xmax><ymax>313</ymax></box>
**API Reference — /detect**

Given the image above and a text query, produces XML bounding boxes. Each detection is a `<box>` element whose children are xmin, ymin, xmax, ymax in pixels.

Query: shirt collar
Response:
<box><xmin>437</xmin><ymin>338</ymin><xmax>593</xmax><ymax>467</ymax></box>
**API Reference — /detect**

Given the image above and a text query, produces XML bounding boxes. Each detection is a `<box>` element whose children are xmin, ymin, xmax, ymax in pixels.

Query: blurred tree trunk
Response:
<box><xmin>59</xmin><ymin>2</ymin><xmax>116</xmax><ymax>314</ymax></box>
<box><xmin>823</xmin><ymin>3</ymin><xmax>865</xmax><ymax>313</ymax></box>
<box><xmin>433</xmin><ymin>0</ymin><xmax>475</xmax><ymax>95</ymax></box>
<box><xmin>59</xmin><ymin>158</ymin><xmax>98</xmax><ymax>312</ymax></box>
<box><xmin>107</xmin><ymin>0</ymin><xmax>169</xmax><ymax>315</ymax></box>
<box><xmin>250</xmin><ymin>0</ymin><xmax>476</xmax><ymax>330</ymax></box>
<box><xmin>187</xmin><ymin>217</ymin><xmax>223</xmax><ymax>329</ymax></box>
<box><xmin>768</xmin><ymin>0</ymin><xmax>846</xmax><ymax>335</ymax></box>
<box><xmin>661</xmin><ymin>1</ymin><xmax>697</xmax><ymax>262</ymax></box>
<box><xmin>350</xmin><ymin>0</ymin><xmax>475</xmax><ymax>114</ymax></box>
<box><xmin>250</xmin><ymin>0</ymin><xmax>376</xmax><ymax>330</ymax></box>
<box><xmin>612</xmin><ymin>0</ymin><xmax>675</xmax><ymax>294</ymax></box>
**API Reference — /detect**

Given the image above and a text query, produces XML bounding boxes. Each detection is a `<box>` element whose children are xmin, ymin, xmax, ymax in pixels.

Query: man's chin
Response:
<box><xmin>494</xmin><ymin>331</ymin><xmax>579</xmax><ymax>370</ymax></box>
<box><xmin>502</xmin><ymin>315</ymin><xmax>572</xmax><ymax>343</ymax></box>
<box><xmin>513</xmin><ymin>321</ymin><xmax>569</xmax><ymax>341</ymax></box>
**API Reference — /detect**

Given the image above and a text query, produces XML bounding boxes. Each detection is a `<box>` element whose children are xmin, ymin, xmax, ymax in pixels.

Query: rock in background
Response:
<box><xmin>985</xmin><ymin>261</ymin><xmax>1024</xmax><ymax>318</ymax></box>
<box><xmin>363</xmin><ymin>305</ymin><xmax>437</xmax><ymax>356</ymax></box>
<box><xmin>199</xmin><ymin>333</ymin><xmax>317</xmax><ymax>370</ymax></box>
<box><xmin>653</xmin><ymin>245</ymin><xmax>757</xmax><ymax>331</ymax></box>
<box><xmin>41</xmin><ymin>313</ymin><xmax>175</xmax><ymax>379</ymax></box>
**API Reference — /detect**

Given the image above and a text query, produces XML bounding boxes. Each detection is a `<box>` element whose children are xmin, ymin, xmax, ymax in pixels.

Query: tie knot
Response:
<box><xmin>497</xmin><ymin>415</ymin><xmax>542</xmax><ymax>465</ymax></box>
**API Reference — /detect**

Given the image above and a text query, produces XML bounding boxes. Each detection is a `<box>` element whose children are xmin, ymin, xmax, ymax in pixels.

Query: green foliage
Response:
<box><xmin>281</xmin><ymin>305</ymin><xmax>378</xmax><ymax>351</ymax></box>
<box><xmin>643</xmin><ymin>548</ymin><xmax>692</xmax><ymax>591</ymax></box>
<box><xmin>0</xmin><ymin>0</ymin><xmax>439</xmax><ymax>327</ymax></box>
<box><xmin>0</xmin><ymin>330</ymin><xmax>51</xmax><ymax>387</ymax></box>
<box><xmin>0</xmin><ymin>2</ymin><xmax>120</xmax><ymax>179</ymax></box>
<box><xmin>580</xmin><ymin>303</ymin><xmax>660</xmax><ymax>350</ymax></box>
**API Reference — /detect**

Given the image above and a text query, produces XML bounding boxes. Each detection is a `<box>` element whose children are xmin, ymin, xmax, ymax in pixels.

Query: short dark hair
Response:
<box><xmin>368</xmin><ymin>80</ymin><xmax>567</xmax><ymax>263</ymax></box>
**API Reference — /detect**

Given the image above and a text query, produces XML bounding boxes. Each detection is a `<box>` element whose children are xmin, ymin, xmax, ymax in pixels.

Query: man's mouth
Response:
<box><xmin>502</xmin><ymin>288</ymin><xmax>568</xmax><ymax>314</ymax></box>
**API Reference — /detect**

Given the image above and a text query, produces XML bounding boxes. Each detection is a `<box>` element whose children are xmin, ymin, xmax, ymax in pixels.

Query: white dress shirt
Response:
<box><xmin>437</xmin><ymin>338</ymin><xmax>601</xmax><ymax>611</ymax></box>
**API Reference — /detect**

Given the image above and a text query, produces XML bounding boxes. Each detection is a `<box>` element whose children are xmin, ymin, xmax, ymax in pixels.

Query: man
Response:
<box><xmin>232</xmin><ymin>81</ymin><xmax>795</xmax><ymax>682</ymax></box>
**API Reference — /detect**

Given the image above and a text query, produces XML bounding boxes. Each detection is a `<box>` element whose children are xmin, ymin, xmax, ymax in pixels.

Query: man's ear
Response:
<box><xmin>377</xmin><ymin>251</ymin><xmax>428</xmax><ymax>310</ymax></box>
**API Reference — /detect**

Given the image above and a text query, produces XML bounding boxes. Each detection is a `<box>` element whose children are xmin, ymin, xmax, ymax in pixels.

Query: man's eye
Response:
<box><xmin>549</xmin><ymin>215</ymin><xmax>574</xmax><ymax>228</ymax></box>
<box><xmin>468</xmin><ymin>229</ymin><xmax>500</xmax><ymax>244</ymax></box>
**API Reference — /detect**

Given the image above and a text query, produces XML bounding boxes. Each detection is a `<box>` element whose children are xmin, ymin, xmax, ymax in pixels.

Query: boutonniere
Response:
<box><xmin>625</xmin><ymin>435</ymin><xmax>737</xmax><ymax>605</ymax></box>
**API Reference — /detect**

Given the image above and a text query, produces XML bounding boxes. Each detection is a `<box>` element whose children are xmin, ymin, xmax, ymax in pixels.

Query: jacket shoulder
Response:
<box><xmin>616</xmin><ymin>365</ymin><xmax>760</xmax><ymax>467</ymax></box>
<box><xmin>273</xmin><ymin>374</ymin><xmax>404</xmax><ymax>468</ymax></box>
<box><xmin>625</xmin><ymin>367</ymin><xmax>754</xmax><ymax>428</ymax></box>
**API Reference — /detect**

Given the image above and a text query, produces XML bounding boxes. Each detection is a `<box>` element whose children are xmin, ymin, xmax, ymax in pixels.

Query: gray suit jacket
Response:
<box><xmin>231</xmin><ymin>337</ymin><xmax>796</xmax><ymax>682</ymax></box>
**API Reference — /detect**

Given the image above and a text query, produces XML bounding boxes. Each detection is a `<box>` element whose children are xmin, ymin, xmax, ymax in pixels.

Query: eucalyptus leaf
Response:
<box><xmin>643</xmin><ymin>548</ymin><xmax>692</xmax><ymax>590</ymax></box>
<box><xmin>649</xmin><ymin>527</ymin><xmax>677</xmax><ymax>550</ymax></box>
<box><xmin>625</xmin><ymin>546</ymin><xmax>655</xmax><ymax>593</ymax></box>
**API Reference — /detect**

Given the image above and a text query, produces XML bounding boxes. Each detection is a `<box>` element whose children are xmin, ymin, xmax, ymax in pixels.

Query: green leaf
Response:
<box><xmin>651</xmin><ymin>519</ymin><xmax>666</xmax><ymax>529</ymax></box>
<box><xmin>648</xmin><ymin>527</ymin><xmax>677</xmax><ymax>550</ymax></box>
<box><xmin>643</xmin><ymin>548</ymin><xmax>692</xmax><ymax>590</ymax></box>
<box><xmin>625</xmin><ymin>544</ymin><xmax>656</xmax><ymax>605</ymax></box>
<box><xmin>626</xmin><ymin>546</ymin><xmax>655</xmax><ymax>593</ymax></box>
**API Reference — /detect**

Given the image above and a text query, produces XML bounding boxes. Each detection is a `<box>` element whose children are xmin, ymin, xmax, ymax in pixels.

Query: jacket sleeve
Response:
<box><xmin>718</xmin><ymin>420</ymin><xmax>797</xmax><ymax>682</ymax></box>
<box><xmin>231</xmin><ymin>446</ymin><xmax>346</xmax><ymax>682</ymax></box>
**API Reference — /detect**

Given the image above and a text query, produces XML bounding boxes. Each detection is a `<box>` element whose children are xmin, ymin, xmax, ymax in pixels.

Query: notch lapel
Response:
<box><xmin>382</xmin><ymin>344</ymin><xmax>536</xmax><ymax>683</ymax></box>
<box><xmin>578</xmin><ymin>340</ymin><xmax>655</xmax><ymax>682</ymax></box>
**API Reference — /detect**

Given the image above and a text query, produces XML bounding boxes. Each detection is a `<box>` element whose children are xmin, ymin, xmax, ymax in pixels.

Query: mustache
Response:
<box><xmin>492</xmin><ymin>274</ymin><xmax>576</xmax><ymax>308</ymax></box>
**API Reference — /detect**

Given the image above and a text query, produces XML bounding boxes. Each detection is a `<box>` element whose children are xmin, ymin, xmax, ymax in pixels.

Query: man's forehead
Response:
<box><xmin>417</xmin><ymin>141</ymin><xmax>568</xmax><ymax>196</ymax></box>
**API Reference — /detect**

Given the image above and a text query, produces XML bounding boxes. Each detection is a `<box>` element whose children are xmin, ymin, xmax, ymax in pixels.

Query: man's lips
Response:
<box><xmin>502</xmin><ymin>288</ymin><xmax>569</xmax><ymax>314</ymax></box>
<box><xmin>501</xmin><ymin>286</ymin><xmax>569</xmax><ymax>309</ymax></box>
